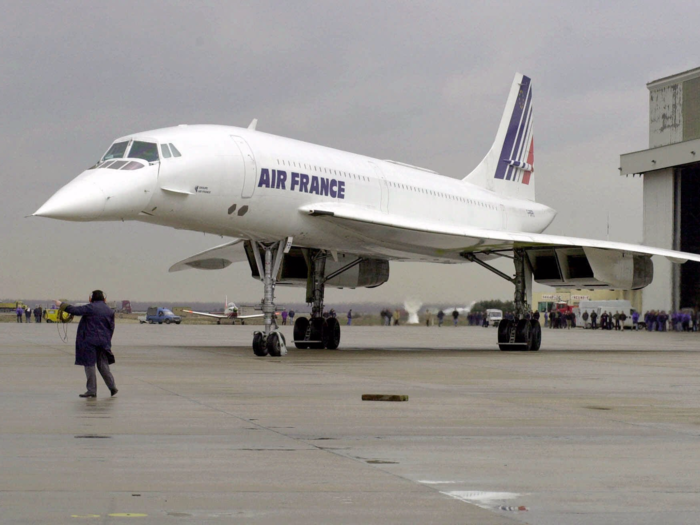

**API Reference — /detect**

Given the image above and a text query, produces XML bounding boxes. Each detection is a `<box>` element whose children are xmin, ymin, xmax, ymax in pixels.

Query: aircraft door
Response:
<box><xmin>230</xmin><ymin>136</ymin><xmax>257</xmax><ymax>198</ymax></box>
<box><xmin>368</xmin><ymin>161</ymin><xmax>389</xmax><ymax>212</ymax></box>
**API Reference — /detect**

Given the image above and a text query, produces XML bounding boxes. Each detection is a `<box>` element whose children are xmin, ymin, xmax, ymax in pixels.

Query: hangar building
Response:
<box><xmin>620</xmin><ymin>66</ymin><xmax>700</xmax><ymax>312</ymax></box>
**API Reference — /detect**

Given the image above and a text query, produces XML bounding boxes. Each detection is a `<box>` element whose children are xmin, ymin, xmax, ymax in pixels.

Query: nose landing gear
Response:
<box><xmin>250</xmin><ymin>240</ymin><xmax>289</xmax><ymax>357</ymax></box>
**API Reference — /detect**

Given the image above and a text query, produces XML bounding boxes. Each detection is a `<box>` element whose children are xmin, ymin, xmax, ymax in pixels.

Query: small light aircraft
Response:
<box><xmin>34</xmin><ymin>73</ymin><xmax>700</xmax><ymax>355</ymax></box>
<box><xmin>184</xmin><ymin>297</ymin><xmax>265</xmax><ymax>324</ymax></box>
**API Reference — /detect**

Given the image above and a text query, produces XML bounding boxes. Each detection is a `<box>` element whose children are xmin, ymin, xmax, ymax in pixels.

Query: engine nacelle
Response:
<box><xmin>528</xmin><ymin>247</ymin><xmax>653</xmax><ymax>290</ymax></box>
<box><xmin>244</xmin><ymin>246</ymin><xmax>389</xmax><ymax>289</ymax></box>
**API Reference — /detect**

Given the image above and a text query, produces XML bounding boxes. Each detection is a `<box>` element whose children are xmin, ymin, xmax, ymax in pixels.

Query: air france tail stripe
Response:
<box><xmin>505</xmin><ymin>85</ymin><xmax>533</xmax><ymax>181</ymax></box>
<box><xmin>494</xmin><ymin>76</ymin><xmax>532</xmax><ymax>180</ymax></box>
<box><xmin>512</xmin><ymin>104</ymin><xmax>534</xmax><ymax>182</ymax></box>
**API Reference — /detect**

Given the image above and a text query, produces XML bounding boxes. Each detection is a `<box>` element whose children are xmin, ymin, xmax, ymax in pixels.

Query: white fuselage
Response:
<box><xmin>38</xmin><ymin>124</ymin><xmax>556</xmax><ymax>262</ymax></box>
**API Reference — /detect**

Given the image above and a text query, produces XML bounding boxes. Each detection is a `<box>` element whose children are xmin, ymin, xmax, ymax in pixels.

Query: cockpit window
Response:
<box><xmin>128</xmin><ymin>141</ymin><xmax>159</xmax><ymax>163</ymax></box>
<box><xmin>121</xmin><ymin>161</ymin><xmax>144</xmax><ymax>170</ymax></box>
<box><xmin>169</xmin><ymin>143</ymin><xmax>182</xmax><ymax>157</ymax></box>
<box><xmin>102</xmin><ymin>141</ymin><xmax>129</xmax><ymax>161</ymax></box>
<box><xmin>161</xmin><ymin>144</ymin><xmax>172</xmax><ymax>158</ymax></box>
<box><xmin>109</xmin><ymin>160</ymin><xmax>129</xmax><ymax>170</ymax></box>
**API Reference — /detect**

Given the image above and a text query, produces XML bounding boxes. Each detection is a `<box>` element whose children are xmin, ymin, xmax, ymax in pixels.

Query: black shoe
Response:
<box><xmin>110</xmin><ymin>388</ymin><xmax>118</xmax><ymax>397</ymax></box>
<box><xmin>79</xmin><ymin>392</ymin><xmax>96</xmax><ymax>398</ymax></box>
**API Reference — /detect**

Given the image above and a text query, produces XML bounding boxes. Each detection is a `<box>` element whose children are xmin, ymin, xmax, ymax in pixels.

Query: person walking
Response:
<box><xmin>392</xmin><ymin>309</ymin><xmax>400</xmax><ymax>326</ymax></box>
<box><xmin>55</xmin><ymin>290</ymin><xmax>117</xmax><ymax>398</ymax></box>
<box><xmin>288</xmin><ymin>309</ymin><xmax>295</xmax><ymax>325</ymax></box>
<box><xmin>437</xmin><ymin>309</ymin><xmax>445</xmax><ymax>327</ymax></box>
<box><xmin>16</xmin><ymin>305</ymin><xmax>23</xmax><ymax>323</ymax></box>
<box><xmin>281</xmin><ymin>309</ymin><xmax>288</xmax><ymax>325</ymax></box>
<box><xmin>452</xmin><ymin>309</ymin><xmax>459</xmax><ymax>327</ymax></box>
<box><xmin>347</xmin><ymin>309</ymin><xmax>352</xmax><ymax>325</ymax></box>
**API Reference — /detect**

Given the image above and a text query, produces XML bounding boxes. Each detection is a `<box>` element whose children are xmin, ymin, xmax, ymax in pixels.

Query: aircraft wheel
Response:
<box><xmin>514</xmin><ymin>319</ymin><xmax>532</xmax><ymax>350</ymax></box>
<box><xmin>529</xmin><ymin>320</ymin><xmax>542</xmax><ymax>351</ymax></box>
<box><xmin>324</xmin><ymin>318</ymin><xmax>341</xmax><ymax>350</ymax></box>
<box><xmin>293</xmin><ymin>317</ymin><xmax>310</xmax><ymax>349</ymax></box>
<box><xmin>267</xmin><ymin>332</ymin><xmax>284</xmax><ymax>357</ymax></box>
<box><xmin>309</xmin><ymin>318</ymin><xmax>325</xmax><ymax>349</ymax></box>
<box><xmin>253</xmin><ymin>331</ymin><xmax>268</xmax><ymax>356</ymax></box>
<box><xmin>497</xmin><ymin>319</ymin><xmax>512</xmax><ymax>345</ymax></box>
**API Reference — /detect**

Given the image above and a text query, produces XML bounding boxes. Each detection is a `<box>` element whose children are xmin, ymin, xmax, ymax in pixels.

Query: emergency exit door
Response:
<box><xmin>231</xmin><ymin>136</ymin><xmax>257</xmax><ymax>198</ymax></box>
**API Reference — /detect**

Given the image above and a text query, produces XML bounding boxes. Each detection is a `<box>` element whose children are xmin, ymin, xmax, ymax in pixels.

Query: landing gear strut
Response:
<box><xmin>463</xmin><ymin>248</ymin><xmax>541</xmax><ymax>351</ymax></box>
<box><xmin>293</xmin><ymin>250</ymin><xmax>363</xmax><ymax>350</ymax></box>
<box><xmin>249</xmin><ymin>240</ymin><xmax>290</xmax><ymax>357</ymax></box>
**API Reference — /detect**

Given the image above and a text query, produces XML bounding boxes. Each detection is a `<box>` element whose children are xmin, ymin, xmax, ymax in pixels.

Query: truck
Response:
<box><xmin>138</xmin><ymin>307</ymin><xmax>181</xmax><ymax>325</ymax></box>
<box><xmin>483</xmin><ymin>309</ymin><xmax>503</xmax><ymax>327</ymax></box>
<box><xmin>576</xmin><ymin>300</ymin><xmax>634</xmax><ymax>329</ymax></box>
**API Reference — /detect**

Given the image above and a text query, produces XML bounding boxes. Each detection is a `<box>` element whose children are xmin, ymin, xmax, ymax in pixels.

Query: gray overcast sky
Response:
<box><xmin>2</xmin><ymin>1</ymin><xmax>697</xmax><ymax>306</ymax></box>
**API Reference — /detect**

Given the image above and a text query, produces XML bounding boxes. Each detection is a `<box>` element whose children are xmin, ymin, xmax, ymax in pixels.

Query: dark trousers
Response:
<box><xmin>85</xmin><ymin>349</ymin><xmax>116</xmax><ymax>394</ymax></box>
<box><xmin>16</xmin><ymin>315</ymin><xmax>22</xmax><ymax>323</ymax></box>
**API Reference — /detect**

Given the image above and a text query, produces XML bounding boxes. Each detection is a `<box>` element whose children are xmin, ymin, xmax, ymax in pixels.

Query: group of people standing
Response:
<box><xmin>15</xmin><ymin>305</ymin><xmax>43</xmax><ymax>323</ymax></box>
<box><xmin>380</xmin><ymin>308</ymin><xmax>401</xmax><ymax>326</ymax></box>
<box><xmin>643</xmin><ymin>310</ymin><xmax>697</xmax><ymax>332</ymax></box>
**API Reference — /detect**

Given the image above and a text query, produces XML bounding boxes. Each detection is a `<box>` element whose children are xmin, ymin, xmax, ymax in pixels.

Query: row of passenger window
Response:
<box><xmin>387</xmin><ymin>181</ymin><xmax>498</xmax><ymax>209</ymax></box>
<box><xmin>275</xmin><ymin>156</ymin><xmax>496</xmax><ymax>210</ymax></box>
<box><xmin>276</xmin><ymin>159</ymin><xmax>370</xmax><ymax>182</ymax></box>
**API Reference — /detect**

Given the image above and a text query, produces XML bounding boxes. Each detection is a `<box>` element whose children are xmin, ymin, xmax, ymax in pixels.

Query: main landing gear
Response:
<box><xmin>249</xmin><ymin>240</ymin><xmax>290</xmax><ymax>357</ymax></box>
<box><xmin>293</xmin><ymin>249</ymin><xmax>352</xmax><ymax>350</ymax></box>
<box><xmin>463</xmin><ymin>248</ymin><xmax>541</xmax><ymax>351</ymax></box>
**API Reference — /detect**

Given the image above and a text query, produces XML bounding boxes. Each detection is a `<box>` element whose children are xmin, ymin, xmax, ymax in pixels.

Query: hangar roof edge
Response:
<box><xmin>647</xmin><ymin>66</ymin><xmax>700</xmax><ymax>90</ymax></box>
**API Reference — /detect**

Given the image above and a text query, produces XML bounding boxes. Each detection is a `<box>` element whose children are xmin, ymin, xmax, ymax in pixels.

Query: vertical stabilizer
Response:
<box><xmin>463</xmin><ymin>73</ymin><xmax>535</xmax><ymax>201</ymax></box>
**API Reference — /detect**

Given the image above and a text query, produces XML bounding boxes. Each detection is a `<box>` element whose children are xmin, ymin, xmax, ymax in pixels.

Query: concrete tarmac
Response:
<box><xmin>2</xmin><ymin>323</ymin><xmax>700</xmax><ymax>524</ymax></box>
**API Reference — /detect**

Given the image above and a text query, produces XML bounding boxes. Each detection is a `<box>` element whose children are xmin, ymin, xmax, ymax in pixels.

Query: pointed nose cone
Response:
<box><xmin>34</xmin><ymin>180</ymin><xmax>106</xmax><ymax>221</ymax></box>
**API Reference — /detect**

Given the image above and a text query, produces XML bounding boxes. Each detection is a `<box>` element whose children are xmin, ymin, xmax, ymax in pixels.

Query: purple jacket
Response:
<box><xmin>63</xmin><ymin>301</ymin><xmax>115</xmax><ymax>367</ymax></box>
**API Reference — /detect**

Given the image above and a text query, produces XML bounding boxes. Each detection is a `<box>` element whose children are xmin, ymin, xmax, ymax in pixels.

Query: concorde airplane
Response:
<box><xmin>34</xmin><ymin>74</ymin><xmax>700</xmax><ymax>356</ymax></box>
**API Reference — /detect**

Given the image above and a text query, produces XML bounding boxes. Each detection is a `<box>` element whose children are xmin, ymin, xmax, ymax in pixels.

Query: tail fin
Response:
<box><xmin>463</xmin><ymin>73</ymin><xmax>535</xmax><ymax>201</ymax></box>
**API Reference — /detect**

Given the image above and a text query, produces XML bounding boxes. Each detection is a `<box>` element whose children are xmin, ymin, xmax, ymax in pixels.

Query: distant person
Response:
<box><xmin>452</xmin><ymin>309</ymin><xmax>459</xmax><ymax>326</ymax></box>
<box><xmin>16</xmin><ymin>305</ymin><xmax>23</xmax><ymax>323</ymax></box>
<box><xmin>347</xmin><ymin>309</ymin><xmax>352</xmax><ymax>325</ymax></box>
<box><xmin>25</xmin><ymin>306</ymin><xmax>31</xmax><ymax>323</ymax></box>
<box><xmin>288</xmin><ymin>310</ymin><xmax>295</xmax><ymax>324</ymax></box>
<box><xmin>425</xmin><ymin>309</ymin><xmax>432</xmax><ymax>327</ymax></box>
<box><xmin>34</xmin><ymin>306</ymin><xmax>42</xmax><ymax>323</ymax></box>
<box><xmin>55</xmin><ymin>290</ymin><xmax>117</xmax><ymax>398</ymax></box>
<box><xmin>437</xmin><ymin>309</ymin><xmax>445</xmax><ymax>327</ymax></box>
<box><xmin>543</xmin><ymin>310</ymin><xmax>548</xmax><ymax>328</ymax></box>
<box><xmin>619</xmin><ymin>311</ymin><xmax>627</xmax><ymax>330</ymax></box>
<box><xmin>281</xmin><ymin>309</ymin><xmax>288</xmax><ymax>325</ymax></box>
<box><xmin>582</xmin><ymin>311</ymin><xmax>589</xmax><ymax>328</ymax></box>
<box><xmin>393</xmin><ymin>309</ymin><xmax>400</xmax><ymax>326</ymax></box>
<box><xmin>632</xmin><ymin>310</ymin><xmax>639</xmax><ymax>330</ymax></box>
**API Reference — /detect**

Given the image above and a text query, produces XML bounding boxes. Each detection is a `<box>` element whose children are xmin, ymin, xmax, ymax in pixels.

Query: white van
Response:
<box><xmin>577</xmin><ymin>300</ymin><xmax>634</xmax><ymax>328</ymax></box>
<box><xmin>484</xmin><ymin>309</ymin><xmax>503</xmax><ymax>327</ymax></box>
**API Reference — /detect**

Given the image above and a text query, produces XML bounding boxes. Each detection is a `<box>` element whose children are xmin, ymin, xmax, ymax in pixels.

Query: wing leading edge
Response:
<box><xmin>301</xmin><ymin>203</ymin><xmax>700</xmax><ymax>264</ymax></box>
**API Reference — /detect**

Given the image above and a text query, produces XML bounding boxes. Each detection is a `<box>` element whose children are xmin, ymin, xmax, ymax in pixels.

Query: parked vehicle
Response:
<box><xmin>139</xmin><ymin>307</ymin><xmax>181</xmax><ymax>325</ymax></box>
<box><xmin>484</xmin><ymin>309</ymin><xmax>503</xmax><ymax>327</ymax></box>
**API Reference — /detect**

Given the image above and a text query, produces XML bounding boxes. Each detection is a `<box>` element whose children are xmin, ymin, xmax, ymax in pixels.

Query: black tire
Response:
<box><xmin>293</xmin><ymin>317</ymin><xmax>310</xmax><ymax>349</ymax></box>
<box><xmin>497</xmin><ymin>319</ymin><xmax>512</xmax><ymax>344</ymax></box>
<box><xmin>529</xmin><ymin>320</ymin><xmax>542</xmax><ymax>351</ymax></box>
<box><xmin>175</xmin><ymin>321</ymin><xmax>181</xmax><ymax>325</ymax></box>
<box><xmin>309</xmin><ymin>317</ymin><xmax>325</xmax><ymax>349</ymax></box>
<box><xmin>165</xmin><ymin>318</ymin><xmax>171</xmax><ymax>325</ymax></box>
<box><xmin>324</xmin><ymin>318</ymin><xmax>341</xmax><ymax>350</ymax></box>
<box><xmin>267</xmin><ymin>332</ymin><xmax>284</xmax><ymax>357</ymax></box>
<box><xmin>515</xmin><ymin>319</ymin><xmax>532</xmax><ymax>350</ymax></box>
<box><xmin>253</xmin><ymin>331</ymin><xmax>268</xmax><ymax>356</ymax></box>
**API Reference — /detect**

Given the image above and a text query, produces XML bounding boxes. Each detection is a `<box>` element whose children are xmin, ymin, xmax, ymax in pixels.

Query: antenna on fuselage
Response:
<box><xmin>248</xmin><ymin>118</ymin><xmax>258</xmax><ymax>131</ymax></box>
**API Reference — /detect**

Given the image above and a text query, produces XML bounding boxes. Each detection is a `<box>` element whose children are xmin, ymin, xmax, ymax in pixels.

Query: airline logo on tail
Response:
<box><xmin>494</xmin><ymin>75</ymin><xmax>533</xmax><ymax>185</ymax></box>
